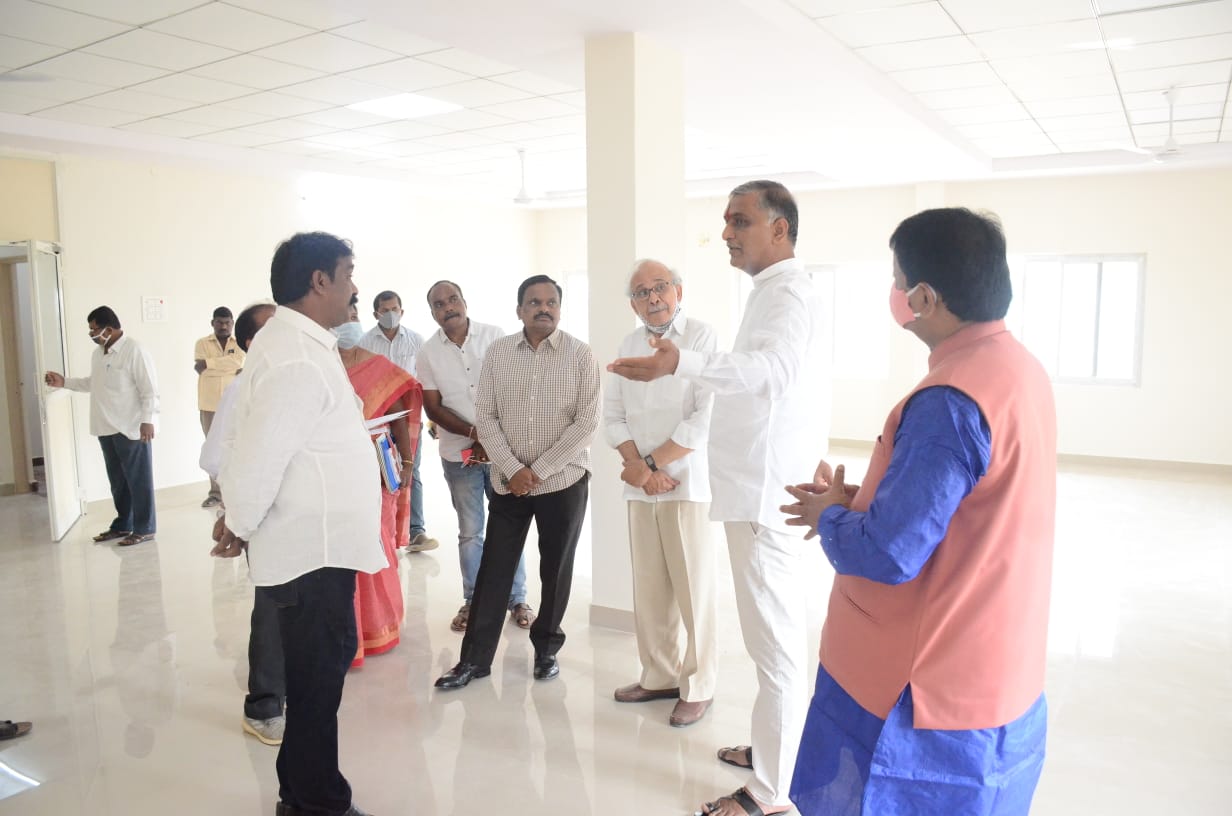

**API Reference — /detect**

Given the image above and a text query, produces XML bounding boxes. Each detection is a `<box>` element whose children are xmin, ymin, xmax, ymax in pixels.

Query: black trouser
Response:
<box><xmin>97</xmin><ymin>433</ymin><xmax>156</xmax><ymax>535</ymax></box>
<box><xmin>260</xmin><ymin>567</ymin><xmax>356</xmax><ymax>815</ymax></box>
<box><xmin>460</xmin><ymin>475</ymin><xmax>589</xmax><ymax>668</ymax></box>
<box><xmin>244</xmin><ymin>587</ymin><xmax>285</xmax><ymax>721</ymax></box>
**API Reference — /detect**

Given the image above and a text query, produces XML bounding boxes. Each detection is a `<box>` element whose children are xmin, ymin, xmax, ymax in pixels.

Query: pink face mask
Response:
<box><xmin>889</xmin><ymin>282</ymin><xmax>922</xmax><ymax>327</ymax></box>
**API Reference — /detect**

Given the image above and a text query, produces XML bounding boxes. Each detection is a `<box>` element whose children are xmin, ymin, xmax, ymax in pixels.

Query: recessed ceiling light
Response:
<box><xmin>347</xmin><ymin>93</ymin><xmax>461</xmax><ymax>119</ymax></box>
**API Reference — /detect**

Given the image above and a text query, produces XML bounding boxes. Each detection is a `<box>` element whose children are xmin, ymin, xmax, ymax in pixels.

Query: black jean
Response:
<box><xmin>244</xmin><ymin>586</ymin><xmax>285</xmax><ymax>721</ymax></box>
<box><xmin>260</xmin><ymin>567</ymin><xmax>356</xmax><ymax>815</ymax></box>
<box><xmin>97</xmin><ymin>433</ymin><xmax>156</xmax><ymax>535</ymax></box>
<box><xmin>460</xmin><ymin>474</ymin><xmax>589</xmax><ymax>669</ymax></box>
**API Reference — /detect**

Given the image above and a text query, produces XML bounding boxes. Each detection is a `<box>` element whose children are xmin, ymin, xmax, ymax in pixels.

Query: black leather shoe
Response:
<box><xmin>435</xmin><ymin>662</ymin><xmax>490</xmax><ymax>690</ymax></box>
<box><xmin>533</xmin><ymin>655</ymin><xmax>559</xmax><ymax>681</ymax></box>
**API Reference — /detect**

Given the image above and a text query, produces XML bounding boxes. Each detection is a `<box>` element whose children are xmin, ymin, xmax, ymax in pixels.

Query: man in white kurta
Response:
<box><xmin>609</xmin><ymin>181</ymin><xmax>831</xmax><ymax>816</ymax></box>
<box><xmin>604</xmin><ymin>260</ymin><xmax>719</xmax><ymax>728</ymax></box>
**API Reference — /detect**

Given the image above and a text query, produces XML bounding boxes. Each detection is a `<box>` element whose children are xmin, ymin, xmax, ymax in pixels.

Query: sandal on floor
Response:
<box><xmin>92</xmin><ymin>529</ymin><xmax>130</xmax><ymax>543</ymax></box>
<box><xmin>717</xmin><ymin>745</ymin><xmax>753</xmax><ymax>769</ymax></box>
<box><xmin>510</xmin><ymin>603</ymin><xmax>536</xmax><ymax>629</ymax></box>
<box><xmin>117</xmin><ymin>533</ymin><xmax>155</xmax><ymax>547</ymax></box>
<box><xmin>450</xmin><ymin>604</ymin><xmax>470</xmax><ymax>632</ymax></box>
<box><xmin>695</xmin><ymin>787</ymin><xmax>770</xmax><ymax>816</ymax></box>
<box><xmin>0</xmin><ymin>720</ymin><xmax>32</xmax><ymax>741</ymax></box>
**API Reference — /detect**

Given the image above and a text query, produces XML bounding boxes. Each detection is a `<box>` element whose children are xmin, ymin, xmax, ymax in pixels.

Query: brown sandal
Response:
<box><xmin>717</xmin><ymin>745</ymin><xmax>753</xmax><ymax>769</ymax></box>
<box><xmin>117</xmin><ymin>533</ymin><xmax>155</xmax><ymax>547</ymax></box>
<box><xmin>93</xmin><ymin>529</ymin><xmax>130</xmax><ymax>543</ymax></box>
<box><xmin>0</xmin><ymin>720</ymin><xmax>32</xmax><ymax>740</ymax></box>
<box><xmin>450</xmin><ymin>604</ymin><xmax>470</xmax><ymax>632</ymax></box>
<box><xmin>510</xmin><ymin>603</ymin><xmax>536</xmax><ymax>629</ymax></box>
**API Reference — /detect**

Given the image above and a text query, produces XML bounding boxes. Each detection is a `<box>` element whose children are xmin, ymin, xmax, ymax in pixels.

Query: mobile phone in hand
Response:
<box><xmin>462</xmin><ymin>448</ymin><xmax>474</xmax><ymax>465</ymax></box>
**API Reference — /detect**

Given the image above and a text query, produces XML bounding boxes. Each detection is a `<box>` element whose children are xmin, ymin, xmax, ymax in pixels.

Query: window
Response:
<box><xmin>1006</xmin><ymin>255</ymin><xmax>1144</xmax><ymax>385</ymax></box>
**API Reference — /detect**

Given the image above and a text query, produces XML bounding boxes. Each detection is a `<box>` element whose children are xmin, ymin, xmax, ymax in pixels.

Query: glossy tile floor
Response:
<box><xmin>1</xmin><ymin>450</ymin><xmax>1229</xmax><ymax>815</ymax></box>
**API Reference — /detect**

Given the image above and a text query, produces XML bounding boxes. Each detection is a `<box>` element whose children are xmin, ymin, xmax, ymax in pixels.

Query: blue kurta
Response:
<box><xmin>791</xmin><ymin>386</ymin><xmax>1048</xmax><ymax>816</ymax></box>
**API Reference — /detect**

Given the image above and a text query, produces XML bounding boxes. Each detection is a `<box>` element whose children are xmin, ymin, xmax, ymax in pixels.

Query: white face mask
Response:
<box><xmin>642</xmin><ymin>304</ymin><xmax>682</xmax><ymax>336</ymax></box>
<box><xmin>378</xmin><ymin>311</ymin><xmax>401</xmax><ymax>330</ymax></box>
<box><xmin>332</xmin><ymin>322</ymin><xmax>364</xmax><ymax>349</ymax></box>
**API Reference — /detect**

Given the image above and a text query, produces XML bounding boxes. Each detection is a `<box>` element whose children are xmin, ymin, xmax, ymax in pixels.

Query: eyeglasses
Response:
<box><xmin>631</xmin><ymin>281</ymin><xmax>673</xmax><ymax>301</ymax></box>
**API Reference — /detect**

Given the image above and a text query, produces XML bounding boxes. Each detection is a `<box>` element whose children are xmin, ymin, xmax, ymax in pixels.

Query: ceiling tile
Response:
<box><xmin>83</xmin><ymin>29</ymin><xmax>238</xmax><ymax>71</ymax></box>
<box><xmin>1116</xmin><ymin>60</ymin><xmax>1232</xmax><ymax>92</ymax></box>
<box><xmin>943</xmin><ymin>0</ymin><xmax>1096</xmax><ymax>33</ymax></box>
<box><xmin>490</xmin><ymin>71</ymin><xmax>577</xmax><ymax>96</ymax></box>
<box><xmin>148</xmin><ymin>4</ymin><xmax>315</xmax><ymax>52</ymax></box>
<box><xmin>1123</xmin><ymin>82</ymin><xmax>1228</xmax><ymax>109</ymax></box>
<box><xmin>954</xmin><ymin>120</ymin><xmax>1046</xmax><ymax>139</ymax></box>
<box><xmin>1007</xmin><ymin>72</ymin><xmax>1119</xmax><ymax>100</ymax></box>
<box><xmin>37</xmin><ymin>0</ymin><xmax>203</xmax><ymax>26</ymax></box>
<box><xmin>0</xmin><ymin>87</ymin><xmax>52</xmax><ymax>114</ymax></box>
<box><xmin>967</xmin><ymin>19</ymin><xmax>1104</xmax><ymax>59</ymax></box>
<box><xmin>936</xmin><ymin>102</ymin><xmax>1032</xmax><ymax>124</ymax></box>
<box><xmin>84</xmin><ymin>88</ymin><xmax>199</xmax><ymax>115</ymax></box>
<box><xmin>415</xmin><ymin>132</ymin><xmax>503</xmax><ymax>150</ymax></box>
<box><xmin>522</xmin><ymin>133</ymin><xmax>588</xmax><ymax>153</ymax></box>
<box><xmin>916</xmin><ymin>83</ymin><xmax>1020</xmax><ymax>108</ymax></box>
<box><xmin>240</xmin><ymin>119</ymin><xmax>335</xmax><ymax>139</ymax></box>
<box><xmin>223</xmin><ymin>0</ymin><xmax>363</xmax><ymax>29</ymax></box>
<box><xmin>254</xmin><ymin>33</ymin><xmax>403</xmax><ymax>73</ymax></box>
<box><xmin>1100</xmin><ymin>1</ymin><xmax>1232</xmax><ymax>44</ymax></box>
<box><xmin>417</xmin><ymin>108</ymin><xmax>515</xmax><ymax>131</ymax></box>
<box><xmin>1037</xmin><ymin>111</ymin><xmax>1130</xmax><ymax>131</ymax></box>
<box><xmin>370</xmin><ymin>140</ymin><xmax>443</xmax><ymax>157</ymax></box>
<box><xmin>1046</xmin><ymin>125</ymin><xmax>1134</xmax><ymax>142</ymax></box>
<box><xmin>350</xmin><ymin>120</ymin><xmax>448</xmax><ymax>140</ymax></box>
<box><xmin>423</xmin><ymin>79</ymin><xmax>534</xmax><ymax>107</ymax></box>
<box><xmin>306</xmin><ymin>131</ymin><xmax>395</xmax><ymax>149</ymax></box>
<box><xmin>1110</xmin><ymin>33</ymin><xmax>1232</xmax><ymax>72</ymax></box>
<box><xmin>991</xmin><ymin>51</ymin><xmax>1113</xmax><ymax>82</ymax></box>
<box><xmin>0</xmin><ymin>72</ymin><xmax>112</xmax><ymax>102</ymax></box>
<box><xmin>818</xmin><ymin>3</ymin><xmax>960</xmax><ymax>47</ymax></box>
<box><xmin>342</xmin><ymin>58</ymin><xmax>470</xmax><ymax>93</ymax></box>
<box><xmin>0</xmin><ymin>35</ymin><xmax>67</xmax><ymax>68</ymax></box>
<box><xmin>34</xmin><ymin>101</ymin><xmax>144</xmax><ymax>126</ymax></box>
<box><xmin>127</xmin><ymin>74</ymin><xmax>254</xmax><ymax>104</ymax></box>
<box><xmin>194</xmin><ymin>129</ymin><xmax>281</xmax><ymax>147</ymax></box>
<box><xmin>550</xmin><ymin>91</ymin><xmax>586</xmax><ymax>108</ymax></box>
<box><xmin>857</xmin><ymin>36</ymin><xmax>984</xmax><ymax>71</ymax></box>
<box><xmin>1129</xmin><ymin>101</ymin><xmax>1227</xmax><ymax>123</ymax></box>
<box><xmin>25</xmin><ymin>51</ymin><xmax>168</xmax><ymax>87</ymax></box>
<box><xmin>1094</xmin><ymin>0</ymin><xmax>1192</xmax><ymax>13</ymax></box>
<box><xmin>219</xmin><ymin>91</ymin><xmax>332</xmax><ymax>117</ymax></box>
<box><xmin>533</xmin><ymin>114</ymin><xmax>587</xmax><ymax>135</ymax></box>
<box><xmin>890</xmin><ymin>62</ymin><xmax>1003</xmax><ymax>92</ymax></box>
<box><xmin>296</xmin><ymin>107</ymin><xmax>393</xmax><ymax>129</ymax></box>
<box><xmin>257</xmin><ymin>139</ymin><xmax>332</xmax><ymax>155</ymax></box>
<box><xmin>190</xmin><ymin>55</ymin><xmax>325</xmax><ymax>90</ymax></box>
<box><xmin>165</xmin><ymin>106</ymin><xmax>273</xmax><ymax>128</ymax></box>
<box><xmin>327</xmin><ymin>22</ymin><xmax>444</xmax><ymax>57</ymax></box>
<box><xmin>788</xmin><ymin>0</ymin><xmax>925</xmax><ymax>16</ymax></box>
<box><xmin>478</xmin><ymin>97</ymin><xmax>579</xmax><ymax>120</ymax></box>
<box><xmin>3</xmin><ymin>1</ymin><xmax>130</xmax><ymax>48</ymax></box>
<box><xmin>417</xmin><ymin>48</ymin><xmax>516</xmax><ymax>77</ymax></box>
<box><xmin>1025</xmin><ymin>95</ymin><xmax>1124</xmax><ymax>117</ymax></box>
<box><xmin>469</xmin><ymin>121</ymin><xmax>554</xmax><ymax>142</ymax></box>
<box><xmin>1133</xmin><ymin>118</ymin><xmax>1221</xmax><ymax>140</ymax></box>
<box><xmin>119</xmin><ymin>116</ymin><xmax>218</xmax><ymax>137</ymax></box>
<box><xmin>970</xmin><ymin>134</ymin><xmax>1060</xmax><ymax>156</ymax></box>
<box><xmin>280</xmin><ymin>76</ymin><xmax>396</xmax><ymax>105</ymax></box>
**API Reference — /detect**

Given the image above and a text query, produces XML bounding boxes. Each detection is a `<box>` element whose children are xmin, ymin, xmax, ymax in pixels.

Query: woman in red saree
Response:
<box><xmin>335</xmin><ymin>307</ymin><xmax>422</xmax><ymax>667</ymax></box>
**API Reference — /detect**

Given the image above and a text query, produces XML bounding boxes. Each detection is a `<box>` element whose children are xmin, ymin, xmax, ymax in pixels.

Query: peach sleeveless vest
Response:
<box><xmin>819</xmin><ymin>321</ymin><xmax>1056</xmax><ymax>729</ymax></box>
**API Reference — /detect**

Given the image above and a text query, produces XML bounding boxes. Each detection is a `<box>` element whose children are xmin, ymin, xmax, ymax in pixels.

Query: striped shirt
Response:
<box><xmin>358</xmin><ymin>323</ymin><xmax>424</xmax><ymax>376</ymax></box>
<box><xmin>475</xmin><ymin>328</ymin><xmax>601</xmax><ymax>496</ymax></box>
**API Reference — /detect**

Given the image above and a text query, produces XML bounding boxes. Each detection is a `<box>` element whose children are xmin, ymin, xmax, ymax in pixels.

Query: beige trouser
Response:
<box><xmin>724</xmin><ymin>521</ymin><xmax>810</xmax><ymax>809</ymax></box>
<box><xmin>627</xmin><ymin>499</ymin><xmax>717</xmax><ymax>702</ymax></box>
<box><xmin>199</xmin><ymin>410</ymin><xmax>220</xmax><ymax>500</ymax></box>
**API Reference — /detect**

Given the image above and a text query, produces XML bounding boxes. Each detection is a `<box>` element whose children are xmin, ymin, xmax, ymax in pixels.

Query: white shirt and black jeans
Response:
<box><xmin>219</xmin><ymin>308</ymin><xmax>384</xmax><ymax>815</ymax></box>
<box><xmin>460</xmin><ymin>328</ymin><xmax>601</xmax><ymax>670</ymax></box>
<box><xmin>63</xmin><ymin>334</ymin><xmax>159</xmax><ymax>537</ymax></box>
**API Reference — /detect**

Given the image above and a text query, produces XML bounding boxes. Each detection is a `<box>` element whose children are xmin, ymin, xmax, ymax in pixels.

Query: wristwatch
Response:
<box><xmin>643</xmin><ymin>454</ymin><xmax>658</xmax><ymax>472</ymax></box>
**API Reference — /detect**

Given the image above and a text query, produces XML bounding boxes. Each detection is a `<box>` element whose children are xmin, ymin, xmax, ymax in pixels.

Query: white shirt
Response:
<box><xmin>416</xmin><ymin>319</ymin><xmax>504</xmax><ymax>462</ymax></box>
<box><xmin>218</xmin><ymin>308</ymin><xmax>385</xmax><ymax>586</ymax></box>
<box><xmin>604</xmin><ymin>316</ymin><xmax>717</xmax><ymax>503</ymax></box>
<box><xmin>675</xmin><ymin>258</ymin><xmax>831</xmax><ymax>531</ymax></box>
<box><xmin>64</xmin><ymin>334</ymin><xmax>159</xmax><ymax>440</ymax></box>
<box><xmin>358</xmin><ymin>323</ymin><xmax>424</xmax><ymax>376</ymax></box>
<box><xmin>199</xmin><ymin>374</ymin><xmax>242</xmax><ymax>481</ymax></box>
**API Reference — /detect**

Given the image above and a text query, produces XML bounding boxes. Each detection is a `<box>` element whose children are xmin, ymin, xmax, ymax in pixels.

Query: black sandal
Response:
<box><xmin>0</xmin><ymin>720</ymin><xmax>32</xmax><ymax>741</ymax></box>
<box><xmin>117</xmin><ymin>533</ymin><xmax>155</xmax><ymax>547</ymax></box>
<box><xmin>696</xmin><ymin>787</ymin><xmax>767</xmax><ymax>816</ymax></box>
<box><xmin>92</xmin><ymin>529</ymin><xmax>130</xmax><ymax>543</ymax></box>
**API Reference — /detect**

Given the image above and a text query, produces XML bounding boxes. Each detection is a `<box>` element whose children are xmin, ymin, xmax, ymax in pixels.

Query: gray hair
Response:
<box><xmin>626</xmin><ymin>258</ymin><xmax>682</xmax><ymax>297</ymax></box>
<box><xmin>730</xmin><ymin>179</ymin><xmax>799</xmax><ymax>246</ymax></box>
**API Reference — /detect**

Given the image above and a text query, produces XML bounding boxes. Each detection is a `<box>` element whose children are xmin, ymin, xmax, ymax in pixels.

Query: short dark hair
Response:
<box><xmin>373</xmin><ymin>290</ymin><xmax>401</xmax><ymax>311</ymax></box>
<box><xmin>212</xmin><ymin>306</ymin><xmax>233</xmax><ymax>320</ymax></box>
<box><xmin>87</xmin><ymin>306</ymin><xmax>121</xmax><ymax>330</ymax></box>
<box><xmin>269</xmin><ymin>232</ymin><xmax>352</xmax><ymax>306</ymax></box>
<box><xmin>234</xmin><ymin>303</ymin><xmax>275</xmax><ymax>352</ymax></box>
<box><xmin>731</xmin><ymin>179</ymin><xmax>799</xmax><ymax>246</ymax></box>
<box><xmin>426</xmin><ymin>280</ymin><xmax>465</xmax><ymax>304</ymax></box>
<box><xmin>517</xmin><ymin>274</ymin><xmax>562</xmax><ymax>306</ymax></box>
<box><xmin>889</xmin><ymin>208</ymin><xmax>1012</xmax><ymax>322</ymax></box>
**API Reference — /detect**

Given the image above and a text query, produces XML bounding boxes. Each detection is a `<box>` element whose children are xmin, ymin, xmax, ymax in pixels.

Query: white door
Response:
<box><xmin>13</xmin><ymin>240</ymin><xmax>84</xmax><ymax>540</ymax></box>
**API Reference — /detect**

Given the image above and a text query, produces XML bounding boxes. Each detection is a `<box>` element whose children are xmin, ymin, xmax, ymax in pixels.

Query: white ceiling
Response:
<box><xmin>0</xmin><ymin>0</ymin><xmax>1229</xmax><ymax>202</ymax></box>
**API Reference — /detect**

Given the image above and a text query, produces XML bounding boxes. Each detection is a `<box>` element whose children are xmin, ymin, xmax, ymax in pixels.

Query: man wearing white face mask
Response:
<box><xmin>359</xmin><ymin>289</ymin><xmax>437</xmax><ymax>552</ymax></box>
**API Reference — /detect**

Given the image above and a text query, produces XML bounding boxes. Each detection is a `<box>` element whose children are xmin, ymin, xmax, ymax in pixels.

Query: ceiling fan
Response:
<box><xmin>513</xmin><ymin>147</ymin><xmax>533</xmax><ymax>204</ymax></box>
<box><xmin>1121</xmin><ymin>86</ymin><xmax>1184</xmax><ymax>163</ymax></box>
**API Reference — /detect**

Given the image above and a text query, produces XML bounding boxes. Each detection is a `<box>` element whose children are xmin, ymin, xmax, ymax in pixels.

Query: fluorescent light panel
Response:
<box><xmin>347</xmin><ymin>93</ymin><xmax>460</xmax><ymax>119</ymax></box>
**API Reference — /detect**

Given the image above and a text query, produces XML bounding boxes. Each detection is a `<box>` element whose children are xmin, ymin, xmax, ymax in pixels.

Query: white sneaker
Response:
<box><xmin>408</xmin><ymin>532</ymin><xmax>439</xmax><ymax>552</ymax></box>
<box><xmin>242</xmin><ymin>715</ymin><xmax>285</xmax><ymax>746</ymax></box>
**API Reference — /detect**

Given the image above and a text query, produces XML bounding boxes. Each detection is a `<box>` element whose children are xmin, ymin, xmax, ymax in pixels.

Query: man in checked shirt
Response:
<box><xmin>435</xmin><ymin>274</ymin><xmax>601</xmax><ymax>689</ymax></box>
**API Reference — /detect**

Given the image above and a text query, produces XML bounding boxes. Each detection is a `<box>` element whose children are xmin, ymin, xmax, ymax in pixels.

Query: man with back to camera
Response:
<box><xmin>215</xmin><ymin>232</ymin><xmax>384</xmax><ymax>816</ymax></box>
<box><xmin>45</xmin><ymin>305</ymin><xmax>160</xmax><ymax>548</ymax></box>
<box><xmin>781</xmin><ymin>208</ymin><xmax>1055</xmax><ymax>816</ymax></box>
<box><xmin>609</xmin><ymin>180</ymin><xmax>831</xmax><ymax>816</ymax></box>
<box><xmin>415</xmin><ymin>280</ymin><xmax>534</xmax><ymax>634</ymax></box>
<box><xmin>194</xmin><ymin>305</ymin><xmax>243</xmax><ymax>508</ymax></box>
<box><xmin>359</xmin><ymin>289</ymin><xmax>437</xmax><ymax>553</ymax></box>
<box><xmin>604</xmin><ymin>259</ymin><xmax>719</xmax><ymax>728</ymax></box>
<box><xmin>435</xmin><ymin>274</ymin><xmax>601</xmax><ymax>689</ymax></box>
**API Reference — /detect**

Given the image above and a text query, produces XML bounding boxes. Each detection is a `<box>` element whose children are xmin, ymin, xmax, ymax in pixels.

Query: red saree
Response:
<box><xmin>345</xmin><ymin>354</ymin><xmax>422</xmax><ymax>667</ymax></box>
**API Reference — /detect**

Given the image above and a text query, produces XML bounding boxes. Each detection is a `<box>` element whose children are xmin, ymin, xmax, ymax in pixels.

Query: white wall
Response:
<box><xmin>55</xmin><ymin>155</ymin><xmax>536</xmax><ymax>501</ymax></box>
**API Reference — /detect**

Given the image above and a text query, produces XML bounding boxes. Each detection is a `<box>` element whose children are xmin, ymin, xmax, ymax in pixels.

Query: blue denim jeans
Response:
<box><xmin>98</xmin><ymin>432</ymin><xmax>156</xmax><ymax>535</ymax></box>
<box><xmin>441</xmin><ymin>458</ymin><xmax>526</xmax><ymax>607</ymax></box>
<box><xmin>410</xmin><ymin>428</ymin><xmax>425</xmax><ymax>538</ymax></box>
